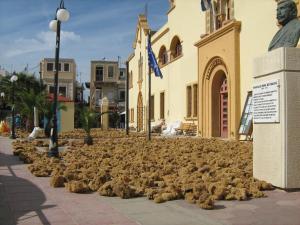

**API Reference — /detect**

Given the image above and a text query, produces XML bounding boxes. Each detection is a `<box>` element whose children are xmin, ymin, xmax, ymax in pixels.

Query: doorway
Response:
<box><xmin>211</xmin><ymin>71</ymin><xmax>228</xmax><ymax>138</ymax></box>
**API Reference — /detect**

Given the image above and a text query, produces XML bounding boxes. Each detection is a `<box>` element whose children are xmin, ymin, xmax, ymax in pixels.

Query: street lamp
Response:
<box><xmin>0</xmin><ymin>92</ymin><xmax>5</xmax><ymax>120</ymax></box>
<box><xmin>10</xmin><ymin>72</ymin><xmax>18</xmax><ymax>139</ymax></box>
<box><xmin>48</xmin><ymin>0</ymin><xmax>70</xmax><ymax>157</ymax></box>
<box><xmin>0</xmin><ymin>92</ymin><xmax>4</xmax><ymax>107</ymax></box>
<box><xmin>0</xmin><ymin>92</ymin><xmax>5</xmax><ymax>112</ymax></box>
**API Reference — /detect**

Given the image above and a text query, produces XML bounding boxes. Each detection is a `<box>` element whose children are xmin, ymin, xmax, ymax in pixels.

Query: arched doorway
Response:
<box><xmin>137</xmin><ymin>92</ymin><xmax>143</xmax><ymax>132</ymax></box>
<box><xmin>211</xmin><ymin>70</ymin><xmax>228</xmax><ymax>138</ymax></box>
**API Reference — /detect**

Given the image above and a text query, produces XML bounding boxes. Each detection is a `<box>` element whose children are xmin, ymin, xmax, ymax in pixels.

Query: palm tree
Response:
<box><xmin>80</xmin><ymin>107</ymin><xmax>96</xmax><ymax>145</ymax></box>
<box><xmin>0</xmin><ymin>72</ymin><xmax>46</xmax><ymax>131</ymax></box>
<box><xmin>40</xmin><ymin>96</ymin><xmax>67</xmax><ymax>137</ymax></box>
<box><xmin>17</xmin><ymin>90</ymin><xmax>46</xmax><ymax>131</ymax></box>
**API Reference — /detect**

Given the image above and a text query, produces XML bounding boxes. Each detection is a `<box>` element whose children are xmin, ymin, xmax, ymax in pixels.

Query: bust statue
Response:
<box><xmin>268</xmin><ymin>0</ymin><xmax>300</xmax><ymax>51</ymax></box>
<box><xmin>169</xmin><ymin>0</ymin><xmax>175</xmax><ymax>8</ymax></box>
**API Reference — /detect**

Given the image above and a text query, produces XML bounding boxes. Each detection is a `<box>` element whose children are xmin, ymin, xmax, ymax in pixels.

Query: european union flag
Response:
<box><xmin>147</xmin><ymin>37</ymin><xmax>163</xmax><ymax>79</ymax></box>
<box><xmin>201</xmin><ymin>0</ymin><xmax>212</xmax><ymax>11</ymax></box>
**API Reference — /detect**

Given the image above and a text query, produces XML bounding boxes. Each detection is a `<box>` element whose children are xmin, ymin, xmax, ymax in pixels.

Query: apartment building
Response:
<box><xmin>40</xmin><ymin>58</ymin><xmax>77</xmax><ymax>101</ymax></box>
<box><xmin>90</xmin><ymin>60</ymin><xmax>126</xmax><ymax>119</ymax></box>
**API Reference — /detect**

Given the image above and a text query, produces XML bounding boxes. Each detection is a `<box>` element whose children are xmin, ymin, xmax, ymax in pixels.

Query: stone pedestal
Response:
<box><xmin>101</xmin><ymin>97</ymin><xmax>109</xmax><ymax>130</ymax></box>
<box><xmin>34</xmin><ymin>107</ymin><xmax>39</xmax><ymax>127</ymax></box>
<box><xmin>253</xmin><ymin>47</ymin><xmax>300</xmax><ymax>189</ymax></box>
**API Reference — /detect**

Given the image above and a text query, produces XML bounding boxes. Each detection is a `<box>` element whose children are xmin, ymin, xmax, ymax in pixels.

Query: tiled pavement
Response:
<box><xmin>0</xmin><ymin>137</ymin><xmax>138</xmax><ymax>225</ymax></box>
<box><xmin>1</xmin><ymin>136</ymin><xmax>300</xmax><ymax>225</ymax></box>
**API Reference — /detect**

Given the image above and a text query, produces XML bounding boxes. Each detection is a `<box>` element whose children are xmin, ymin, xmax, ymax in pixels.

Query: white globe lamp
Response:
<box><xmin>49</xmin><ymin>20</ymin><xmax>58</xmax><ymax>32</ymax></box>
<box><xmin>57</xmin><ymin>8</ymin><xmax>70</xmax><ymax>22</ymax></box>
<box><xmin>10</xmin><ymin>75</ymin><xmax>18</xmax><ymax>83</ymax></box>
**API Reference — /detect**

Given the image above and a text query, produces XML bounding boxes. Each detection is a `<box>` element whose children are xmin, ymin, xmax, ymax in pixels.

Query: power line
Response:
<box><xmin>28</xmin><ymin>64</ymin><xmax>39</xmax><ymax>71</ymax></box>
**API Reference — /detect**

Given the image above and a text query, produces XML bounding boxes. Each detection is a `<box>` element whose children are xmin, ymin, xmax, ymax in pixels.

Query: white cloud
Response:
<box><xmin>3</xmin><ymin>31</ymin><xmax>81</xmax><ymax>58</ymax></box>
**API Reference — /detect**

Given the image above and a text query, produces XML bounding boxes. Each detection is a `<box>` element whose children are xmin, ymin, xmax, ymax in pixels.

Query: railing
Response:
<box><xmin>95</xmin><ymin>99</ymin><xmax>102</xmax><ymax>106</ymax></box>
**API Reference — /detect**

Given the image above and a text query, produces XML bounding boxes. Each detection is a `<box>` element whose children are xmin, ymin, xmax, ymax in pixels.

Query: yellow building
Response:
<box><xmin>40</xmin><ymin>58</ymin><xmax>76</xmax><ymax>132</ymax></box>
<box><xmin>127</xmin><ymin>0</ymin><xmax>294</xmax><ymax>139</ymax></box>
<box><xmin>40</xmin><ymin>58</ymin><xmax>77</xmax><ymax>101</ymax></box>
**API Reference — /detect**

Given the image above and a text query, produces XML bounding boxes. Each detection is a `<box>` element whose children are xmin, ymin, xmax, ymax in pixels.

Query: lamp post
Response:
<box><xmin>0</xmin><ymin>92</ymin><xmax>5</xmax><ymax>120</ymax></box>
<box><xmin>48</xmin><ymin>0</ymin><xmax>70</xmax><ymax>157</ymax></box>
<box><xmin>10</xmin><ymin>72</ymin><xmax>18</xmax><ymax>139</ymax></box>
<box><xmin>0</xmin><ymin>92</ymin><xmax>4</xmax><ymax>108</ymax></box>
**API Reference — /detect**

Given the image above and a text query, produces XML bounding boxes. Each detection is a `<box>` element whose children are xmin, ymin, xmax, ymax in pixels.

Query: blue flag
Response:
<box><xmin>201</xmin><ymin>0</ymin><xmax>212</xmax><ymax>11</ymax></box>
<box><xmin>148</xmin><ymin>36</ymin><xmax>163</xmax><ymax>79</ymax></box>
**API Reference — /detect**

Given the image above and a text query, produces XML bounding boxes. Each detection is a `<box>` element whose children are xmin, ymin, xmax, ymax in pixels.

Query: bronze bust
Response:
<box><xmin>268</xmin><ymin>0</ymin><xmax>300</xmax><ymax>51</ymax></box>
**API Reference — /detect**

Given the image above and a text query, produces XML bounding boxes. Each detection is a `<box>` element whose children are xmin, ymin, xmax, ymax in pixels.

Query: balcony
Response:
<box><xmin>94</xmin><ymin>98</ymin><xmax>125</xmax><ymax>108</ymax></box>
<box><xmin>94</xmin><ymin>81</ymin><xmax>118</xmax><ymax>89</ymax></box>
<box><xmin>95</xmin><ymin>99</ymin><xmax>102</xmax><ymax>107</ymax></box>
<box><xmin>118</xmin><ymin>101</ymin><xmax>125</xmax><ymax>107</ymax></box>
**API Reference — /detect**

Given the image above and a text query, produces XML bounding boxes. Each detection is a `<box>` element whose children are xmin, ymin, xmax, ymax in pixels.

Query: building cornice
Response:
<box><xmin>194</xmin><ymin>20</ymin><xmax>241</xmax><ymax>48</ymax></box>
<box><xmin>167</xmin><ymin>5</ymin><xmax>175</xmax><ymax>15</ymax></box>
<box><xmin>43</xmin><ymin>78</ymin><xmax>74</xmax><ymax>83</ymax></box>
<box><xmin>127</xmin><ymin>53</ymin><xmax>135</xmax><ymax>62</ymax></box>
<box><xmin>90</xmin><ymin>60</ymin><xmax>118</xmax><ymax>64</ymax></box>
<box><xmin>42</xmin><ymin>58</ymin><xmax>75</xmax><ymax>63</ymax></box>
<box><xmin>152</xmin><ymin>27</ymin><xmax>170</xmax><ymax>45</ymax></box>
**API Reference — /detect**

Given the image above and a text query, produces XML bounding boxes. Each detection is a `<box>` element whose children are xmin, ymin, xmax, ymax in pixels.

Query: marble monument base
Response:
<box><xmin>253</xmin><ymin>47</ymin><xmax>300</xmax><ymax>189</ymax></box>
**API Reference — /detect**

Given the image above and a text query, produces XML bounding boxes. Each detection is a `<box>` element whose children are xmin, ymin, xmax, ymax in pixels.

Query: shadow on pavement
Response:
<box><xmin>213</xmin><ymin>204</ymin><xmax>226</xmax><ymax>210</ymax></box>
<box><xmin>0</xmin><ymin>151</ymin><xmax>56</xmax><ymax>225</ymax></box>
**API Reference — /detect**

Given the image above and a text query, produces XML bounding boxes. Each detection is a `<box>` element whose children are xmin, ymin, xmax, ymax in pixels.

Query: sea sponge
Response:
<box><xmin>12</xmin><ymin>130</ymin><xmax>275</xmax><ymax>211</ymax></box>
<box><xmin>98</xmin><ymin>181</ymin><xmax>115</xmax><ymax>197</ymax></box>
<box><xmin>50</xmin><ymin>175</ymin><xmax>65</xmax><ymax>188</ymax></box>
<box><xmin>65</xmin><ymin>181</ymin><xmax>89</xmax><ymax>193</ymax></box>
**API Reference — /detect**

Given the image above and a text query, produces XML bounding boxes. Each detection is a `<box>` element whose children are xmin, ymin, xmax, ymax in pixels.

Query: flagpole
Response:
<box><xmin>125</xmin><ymin>60</ymin><xmax>129</xmax><ymax>136</ymax></box>
<box><xmin>212</xmin><ymin>0</ymin><xmax>216</xmax><ymax>31</ymax></box>
<box><xmin>147</xmin><ymin>32</ymin><xmax>152</xmax><ymax>141</ymax></box>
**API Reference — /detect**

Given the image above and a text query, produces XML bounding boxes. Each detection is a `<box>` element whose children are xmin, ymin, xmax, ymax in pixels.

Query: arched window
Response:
<box><xmin>170</xmin><ymin>36</ymin><xmax>182</xmax><ymax>60</ymax></box>
<box><xmin>158</xmin><ymin>46</ymin><xmax>168</xmax><ymax>66</ymax></box>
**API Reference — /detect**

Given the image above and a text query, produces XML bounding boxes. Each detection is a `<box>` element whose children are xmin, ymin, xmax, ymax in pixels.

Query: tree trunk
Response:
<box><xmin>84</xmin><ymin>135</ymin><xmax>93</xmax><ymax>145</ymax></box>
<box><xmin>26</xmin><ymin>118</ymin><xmax>34</xmax><ymax>132</ymax></box>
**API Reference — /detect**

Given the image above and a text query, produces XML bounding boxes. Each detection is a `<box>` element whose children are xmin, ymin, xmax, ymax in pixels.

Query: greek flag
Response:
<box><xmin>147</xmin><ymin>37</ymin><xmax>163</xmax><ymax>79</ymax></box>
<box><xmin>201</xmin><ymin>0</ymin><xmax>212</xmax><ymax>11</ymax></box>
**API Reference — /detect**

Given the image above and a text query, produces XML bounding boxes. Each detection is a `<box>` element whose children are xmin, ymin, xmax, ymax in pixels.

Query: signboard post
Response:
<box><xmin>238</xmin><ymin>91</ymin><xmax>253</xmax><ymax>140</ymax></box>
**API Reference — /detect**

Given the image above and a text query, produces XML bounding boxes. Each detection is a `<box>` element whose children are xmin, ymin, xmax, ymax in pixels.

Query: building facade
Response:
<box><xmin>128</xmin><ymin>0</ymin><xmax>291</xmax><ymax>139</ymax></box>
<box><xmin>0</xmin><ymin>67</ymin><xmax>9</xmax><ymax>77</ymax></box>
<box><xmin>40</xmin><ymin>58</ymin><xmax>76</xmax><ymax>132</ymax></box>
<box><xmin>90</xmin><ymin>60</ymin><xmax>126</xmax><ymax>116</ymax></box>
<box><xmin>40</xmin><ymin>58</ymin><xmax>77</xmax><ymax>101</ymax></box>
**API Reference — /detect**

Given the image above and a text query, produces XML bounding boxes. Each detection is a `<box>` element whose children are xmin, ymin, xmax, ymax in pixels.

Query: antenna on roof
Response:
<box><xmin>145</xmin><ymin>2</ymin><xmax>148</xmax><ymax>19</ymax></box>
<box><xmin>118</xmin><ymin>56</ymin><xmax>121</xmax><ymax>68</ymax></box>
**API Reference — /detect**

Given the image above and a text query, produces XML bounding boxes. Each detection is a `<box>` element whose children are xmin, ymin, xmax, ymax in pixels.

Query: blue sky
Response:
<box><xmin>0</xmin><ymin>0</ymin><xmax>169</xmax><ymax>83</ymax></box>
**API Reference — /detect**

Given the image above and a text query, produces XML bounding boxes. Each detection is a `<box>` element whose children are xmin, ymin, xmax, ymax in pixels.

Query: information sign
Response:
<box><xmin>253</xmin><ymin>79</ymin><xmax>280</xmax><ymax>123</ymax></box>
